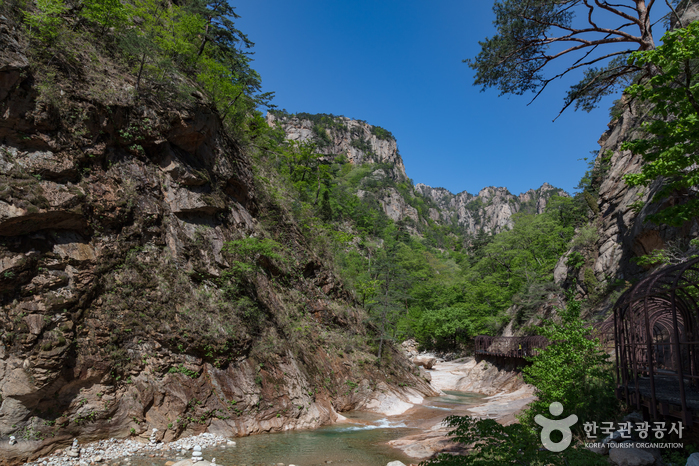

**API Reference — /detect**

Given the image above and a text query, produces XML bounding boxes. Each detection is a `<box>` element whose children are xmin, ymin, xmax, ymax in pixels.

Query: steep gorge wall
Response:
<box><xmin>553</xmin><ymin>101</ymin><xmax>699</xmax><ymax>305</ymax></box>
<box><xmin>0</xmin><ymin>18</ymin><xmax>435</xmax><ymax>465</ymax></box>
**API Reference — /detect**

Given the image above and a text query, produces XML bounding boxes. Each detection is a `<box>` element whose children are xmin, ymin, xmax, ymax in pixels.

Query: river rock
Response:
<box><xmin>401</xmin><ymin>339</ymin><xmax>419</xmax><ymax>358</ymax></box>
<box><xmin>687</xmin><ymin>452</ymin><xmax>699</xmax><ymax>466</ymax></box>
<box><xmin>387</xmin><ymin>462</ymin><xmax>407</xmax><ymax>466</ymax></box>
<box><xmin>608</xmin><ymin>447</ymin><xmax>655</xmax><ymax>466</ymax></box>
<box><xmin>412</xmin><ymin>356</ymin><xmax>436</xmax><ymax>370</ymax></box>
<box><xmin>172</xmin><ymin>461</ymin><xmax>211</xmax><ymax>466</ymax></box>
<box><xmin>418</xmin><ymin>366</ymin><xmax>431</xmax><ymax>382</ymax></box>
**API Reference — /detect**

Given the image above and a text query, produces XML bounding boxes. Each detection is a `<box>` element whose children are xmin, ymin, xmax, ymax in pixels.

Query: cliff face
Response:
<box><xmin>269</xmin><ymin>113</ymin><xmax>567</xmax><ymax>236</ymax></box>
<box><xmin>0</xmin><ymin>17</ymin><xmax>434</xmax><ymax>465</ymax></box>
<box><xmin>592</xmin><ymin>105</ymin><xmax>699</xmax><ymax>281</ymax></box>
<box><xmin>415</xmin><ymin>182</ymin><xmax>566</xmax><ymax>235</ymax></box>
<box><xmin>266</xmin><ymin>113</ymin><xmax>407</xmax><ymax>181</ymax></box>
<box><xmin>551</xmin><ymin>102</ymin><xmax>699</xmax><ymax>309</ymax></box>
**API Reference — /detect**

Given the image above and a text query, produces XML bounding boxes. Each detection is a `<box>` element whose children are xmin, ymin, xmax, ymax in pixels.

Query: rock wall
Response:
<box><xmin>429</xmin><ymin>357</ymin><xmax>529</xmax><ymax>396</ymax></box>
<box><xmin>553</xmin><ymin>100</ymin><xmax>699</xmax><ymax>300</ymax></box>
<box><xmin>0</xmin><ymin>17</ymin><xmax>435</xmax><ymax>465</ymax></box>
<box><xmin>266</xmin><ymin>113</ymin><xmax>407</xmax><ymax>181</ymax></box>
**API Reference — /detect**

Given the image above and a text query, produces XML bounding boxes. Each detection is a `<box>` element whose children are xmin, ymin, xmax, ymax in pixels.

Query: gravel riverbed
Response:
<box><xmin>22</xmin><ymin>433</ymin><xmax>236</xmax><ymax>466</ymax></box>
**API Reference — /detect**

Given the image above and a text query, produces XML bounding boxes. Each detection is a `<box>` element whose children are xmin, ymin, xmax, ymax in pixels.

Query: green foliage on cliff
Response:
<box><xmin>622</xmin><ymin>21</ymin><xmax>699</xmax><ymax>226</ymax></box>
<box><xmin>11</xmin><ymin>0</ymin><xmax>272</xmax><ymax>137</ymax></box>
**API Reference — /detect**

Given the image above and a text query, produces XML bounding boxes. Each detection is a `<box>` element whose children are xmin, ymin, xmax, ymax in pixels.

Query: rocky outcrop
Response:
<box><xmin>429</xmin><ymin>357</ymin><xmax>529</xmax><ymax>396</ymax></box>
<box><xmin>0</xmin><ymin>18</ymin><xmax>435</xmax><ymax>465</ymax></box>
<box><xmin>415</xmin><ymin>182</ymin><xmax>567</xmax><ymax>235</ymax></box>
<box><xmin>552</xmin><ymin>101</ymin><xmax>699</xmax><ymax>298</ymax></box>
<box><xmin>266</xmin><ymin>113</ymin><xmax>407</xmax><ymax>181</ymax></box>
<box><xmin>388</xmin><ymin>358</ymin><xmax>536</xmax><ymax>460</ymax></box>
<box><xmin>593</xmin><ymin>104</ymin><xmax>699</xmax><ymax>281</ymax></box>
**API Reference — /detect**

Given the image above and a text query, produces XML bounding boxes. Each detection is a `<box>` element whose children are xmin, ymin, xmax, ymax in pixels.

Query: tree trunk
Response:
<box><xmin>136</xmin><ymin>52</ymin><xmax>147</xmax><ymax>91</ymax></box>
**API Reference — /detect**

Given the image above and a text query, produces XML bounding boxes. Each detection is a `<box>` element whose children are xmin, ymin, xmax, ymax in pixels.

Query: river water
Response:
<box><xmin>189</xmin><ymin>391</ymin><xmax>486</xmax><ymax>466</ymax></box>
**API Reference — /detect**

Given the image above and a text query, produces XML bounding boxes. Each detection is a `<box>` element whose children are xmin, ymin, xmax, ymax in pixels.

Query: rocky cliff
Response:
<box><xmin>268</xmin><ymin>112</ymin><xmax>567</xmax><ymax>236</ymax></box>
<box><xmin>414</xmin><ymin>182</ymin><xmax>566</xmax><ymax>235</ymax></box>
<box><xmin>0</xmin><ymin>15</ymin><xmax>435</xmax><ymax>465</ymax></box>
<box><xmin>552</xmin><ymin>100</ymin><xmax>699</xmax><ymax>309</ymax></box>
<box><xmin>591</xmin><ymin>105</ymin><xmax>699</xmax><ymax>284</ymax></box>
<box><xmin>266</xmin><ymin>112</ymin><xmax>407</xmax><ymax>181</ymax></box>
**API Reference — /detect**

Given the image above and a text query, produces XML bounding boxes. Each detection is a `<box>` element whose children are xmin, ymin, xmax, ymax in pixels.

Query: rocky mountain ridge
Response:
<box><xmin>268</xmin><ymin>112</ymin><xmax>568</xmax><ymax>236</ymax></box>
<box><xmin>414</xmin><ymin>182</ymin><xmax>566</xmax><ymax>235</ymax></box>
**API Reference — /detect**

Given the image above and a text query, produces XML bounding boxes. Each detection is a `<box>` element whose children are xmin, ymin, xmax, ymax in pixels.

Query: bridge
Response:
<box><xmin>474</xmin><ymin>322</ymin><xmax>614</xmax><ymax>361</ymax></box>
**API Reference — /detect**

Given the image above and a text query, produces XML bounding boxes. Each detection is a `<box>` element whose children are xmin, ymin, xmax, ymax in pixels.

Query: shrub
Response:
<box><xmin>519</xmin><ymin>292</ymin><xmax>618</xmax><ymax>435</ymax></box>
<box><xmin>24</xmin><ymin>0</ymin><xmax>66</xmax><ymax>43</ymax></box>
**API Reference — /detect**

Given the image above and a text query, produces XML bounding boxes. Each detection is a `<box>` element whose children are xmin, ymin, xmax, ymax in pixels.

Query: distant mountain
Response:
<box><xmin>267</xmin><ymin>111</ymin><xmax>568</xmax><ymax>236</ymax></box>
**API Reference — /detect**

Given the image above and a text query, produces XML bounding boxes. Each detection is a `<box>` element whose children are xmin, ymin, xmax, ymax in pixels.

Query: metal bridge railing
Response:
<box><xmin>474</xmin><ymin>335</ymin><xmax>550</xmax><ymax>358</ymax></box>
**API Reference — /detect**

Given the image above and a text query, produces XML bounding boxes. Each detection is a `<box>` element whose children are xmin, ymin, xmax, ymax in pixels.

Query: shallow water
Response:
<box><xmin>210</xmin><ymin>391</ymin><xmax>485</xmax><ymax>466</ymax></box>
<box><xmin>214</xmin><ymin>416</ymin><xmax>417</xmax><ymax>466</ymax></box>
<box><xmin>130</xmin><ymin>391</ymin><xmax>486</xmax><ymax>466</ymax></box>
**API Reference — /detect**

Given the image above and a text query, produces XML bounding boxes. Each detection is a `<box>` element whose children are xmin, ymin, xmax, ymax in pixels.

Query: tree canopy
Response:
<box><xmin>622</xmin><ymin>20</ymin><xmax>699</xmax><ymax>226</ymax></box>
<box><xmin>468</xmin><ymin>0</ymin><xmax>685</xmax><ymax>116</ymax></box>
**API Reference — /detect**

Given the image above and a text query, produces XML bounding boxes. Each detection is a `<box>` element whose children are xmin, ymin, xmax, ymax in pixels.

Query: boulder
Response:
<box><xmin>386</xmin><ymin>462</ymin><xmax>407</xmax><ymax>466</ymax></box>
<box><xmin>687</xmin><ymin>452</ymin><xmax>699</xmax><ymax>466</ymax></box>
<box><xmin>401</xmin><ymin>339</ymin><xmax>419</xmax><ymax>358</ymax></box>
<box><xmin>412</xmin><ymin>356</ymin><xmax>436</xmax><ymax>370</ymax></box>
<box><xmin>608</xmin><ymin>447</ymin><xmax>656</xmax><ymax>466</ymax></box>
<box><xmin>418</xmin><ymin>366</ymin><xmax>431</xmax><ymax>382</ymax></box>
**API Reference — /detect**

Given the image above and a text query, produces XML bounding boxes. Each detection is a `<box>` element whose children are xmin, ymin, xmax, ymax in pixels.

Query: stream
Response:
<box><xmin>145</xmin><ymin>391</ymin><xmax>485</xmax><ymax>466</ymax></box>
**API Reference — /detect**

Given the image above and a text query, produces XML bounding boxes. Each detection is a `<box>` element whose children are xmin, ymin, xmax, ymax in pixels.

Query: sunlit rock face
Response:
<box><xmin>270</xmin><ymin>113</ymin><xmax>567</xmax><ymax>236</ymax></box>
<box><xmin>266</xmin><ymin>113</ymin><xmax>407</xmax><ymax>181</ymax></box>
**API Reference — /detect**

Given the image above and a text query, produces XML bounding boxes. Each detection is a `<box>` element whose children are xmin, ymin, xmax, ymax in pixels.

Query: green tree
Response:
<box><xmin>422</xmin><ymin>414</ymin><xmax>607</xmax><ymax>466</ymax></box>
<box><xmin>468</xmin><ymin>0</ymin><xmax>682</xmax><ymax>115</ymax></box>
<box><xmin>24</xmin><ymin>0</ymin><xmax>66</xmax><ymax>43</ymax></box>
<box><xmin>414</xmin><ymin>306</ymin><xmax>474</xmax><ymax>351</ymax></box>
<box><xmin>80</xmin><ymin>0</ymin><xmax>127</xmax><ymax>32</ymax></box>
<box><xmin>519</xmin><ymin>291</ymin><xmax>617</xmax><ymax>433</ymax></box>
<box><xmin>622</xmin><ymin>21</ymin><xmax>699</xmax><ymax>226</ymax></box>
<box><xmin>369</xmin><ymin>226</ymin><xmax>412</xmax><ymax>361</ymax></box>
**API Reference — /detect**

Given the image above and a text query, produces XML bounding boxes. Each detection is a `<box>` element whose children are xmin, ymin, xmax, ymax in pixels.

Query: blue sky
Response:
<box><xmin>234</xmin><ymin>1</ymin><xmax>662</xmax><ymax>196</ymax></box>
